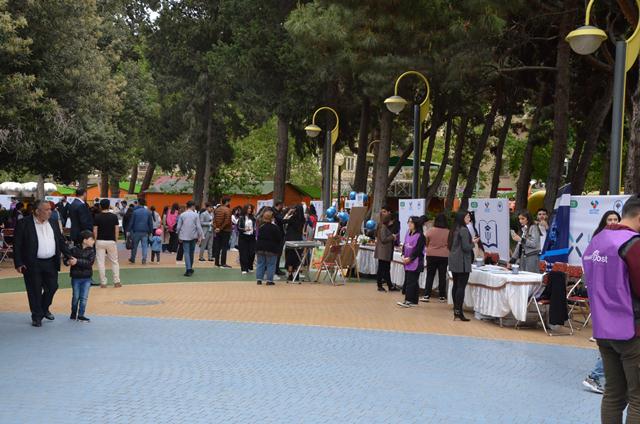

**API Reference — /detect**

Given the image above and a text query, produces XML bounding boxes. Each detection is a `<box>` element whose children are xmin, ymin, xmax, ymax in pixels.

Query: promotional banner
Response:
<box><xmin>398</xmin><ymin>198</ymin><xmax>425</xmax><ymax>243</ymax></box>
<box><xmin>468</xmin><ymin>198</ymin><xmax>510</xmax><ymax>261</ymax></box>
<box><xmin>311</xmin><ymin>201</ymin><xmax>324</xmax><ymax>216</ymax></box>
<box><xmin>0</xmin><ymin>195</ymin><xmax>13</xmax><ymax>209</ymax></box>
<box><xmin>256</xmin><ymin>199</ymin><xmax>273</xmax><ymax>212</ymax></box>
<box><xmin>541</xmin><ymin>184</ymin><xmax>572</xmax><ymax>267</ymax></box>
<box><xmin>567</xmin><ymin>194</ymin><xmax>630</xmax><ymax>265</ymax></box>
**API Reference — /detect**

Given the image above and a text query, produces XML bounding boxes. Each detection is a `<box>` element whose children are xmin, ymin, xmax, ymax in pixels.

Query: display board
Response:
<box><xmin>468</xmin><ymin>198</ymin><xmax>511</xmax><ymax>261</ymax></box>
<box><xmin>345</xmin><ymin>206</ymin><xmax>367</xmax><ymax>239</ymax></box>
<box><xmin>398</xmin><ymin>198</ymin><xmax>425</xmax><ymax>243</ymax></box>
<box><xmin>568</xmin><ymin>195</ymin><xmax>630</xmax><ymax>265</ymax></box>
<box><xmin>256</xmin><ymin>199</ymin><xmax>273</xmax><ymax>212</ymax></box>
<box><xmin>314</xmin><ymin>221</ymin><xmax>340</xmax><ymax>240</ymax></box>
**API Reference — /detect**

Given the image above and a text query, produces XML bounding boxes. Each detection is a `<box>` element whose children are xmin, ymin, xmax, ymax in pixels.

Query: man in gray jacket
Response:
<box><xmin>176</xmin><ymin>201</ymin><xmax>204</xmax><ymax>277</ymax></box>
<box><xmin>198</xmin><ymin>203</ymin><xmax>214</xmax><ymax>262</ymax></box>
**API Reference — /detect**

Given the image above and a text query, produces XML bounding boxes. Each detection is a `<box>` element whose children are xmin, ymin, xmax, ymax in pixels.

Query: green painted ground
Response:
<box><xmin>0</xmin><ymin>267</ymin><xmax>372</xmax><ymax>293</ymax></box>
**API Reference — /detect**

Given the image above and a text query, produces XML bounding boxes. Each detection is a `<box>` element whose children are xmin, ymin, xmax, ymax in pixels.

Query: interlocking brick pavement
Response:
<box><xmin>0</xmin><ymin>313</ymin><xmax>600</xmax><ymax>424</ymax></box>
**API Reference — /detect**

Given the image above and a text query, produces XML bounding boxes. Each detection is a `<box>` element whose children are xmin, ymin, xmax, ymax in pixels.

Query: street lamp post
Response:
<box><xmin>565</xmin><ymin>0</ymin><xmax>640</xmax><ymax>195</ymax></box>
<box><xmin>305</xmin><ymin>107</ymin><xmax>340</xmax><ymax>214</ymax></box>
<box><xmin>384</xmin><ymin>71</ymin><xmax>431</xmax><ymax>199</ymax></box>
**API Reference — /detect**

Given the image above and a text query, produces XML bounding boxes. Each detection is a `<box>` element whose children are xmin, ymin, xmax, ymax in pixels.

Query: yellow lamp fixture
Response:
<box><xmin>384</xmin><ymin>70</ymin><xmax>431</xmax><ymax>123</ymax></box>
<box><xmin>304</xmin><ymin>124</ymin><xmax>321</xmax><ymax>138</ymax></box>
<box><xmin>305</xmin><ymin>106</ymin><xmax>339</xmax><ymax>145</ymax></box>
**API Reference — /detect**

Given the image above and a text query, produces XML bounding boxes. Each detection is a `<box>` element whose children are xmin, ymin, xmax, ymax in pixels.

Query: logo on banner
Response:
<box><xmin>497</xmin><ymin>201</ymin><xmax>504</xmax><ymax>212</ymax></box>
<box><xmin>570</xmin><ymin>200</ymin><xmax>578</xmax><ymax>208</ymax></box>
<box><xmin>479</xmin><ymin>220</ymin><xmax>498</xmax><ymax>248</ymax></box>
<box><xmin>483</xmin><ymin>201</ymin><xmax>491</xmax><ymax>212</ymax></box>
<box><xmin>614</xmin><ymin>200</ymin><xmax>624</xmax><ymax>213</ymax></box>
<box><xmin>470</xmin><ymin>201</ymin><xmax>478</xmax><ymax>209</ymax></box>
<box><xmin>568</xmin><ymin>232</ymin><xmax>585</xmax><ymax>258</ymax></box>
<box><xmin>589</xmin><ymin>200</ymin><xmax>601</xmax><ymax>215</ymax></box>
<box><xmin>585</xmin><ymin>250</ymin><xmax>608</xmax><ymax>263</ymax></box>
<box><xmin>400</xmin><ymin>201</ymin><xmax>405</xmax><ymax>208</ymax></box>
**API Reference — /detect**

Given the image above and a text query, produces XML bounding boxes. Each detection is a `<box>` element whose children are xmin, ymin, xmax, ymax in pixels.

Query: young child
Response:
<box><xmin>65</xmin><ymin>230</ymin><xmax>96</xmax><ymax>323</ymax></box>
<box><xmin>150</xmin><ymin>228</ymin><xmax>162</xmax><ymax>264</ymax></box>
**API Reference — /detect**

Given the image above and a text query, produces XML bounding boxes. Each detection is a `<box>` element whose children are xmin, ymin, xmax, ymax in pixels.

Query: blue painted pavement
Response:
<box><xmin>0</xmin><ymin>313</ymin><xmax>600</xmax><ymax>423</ymax></box>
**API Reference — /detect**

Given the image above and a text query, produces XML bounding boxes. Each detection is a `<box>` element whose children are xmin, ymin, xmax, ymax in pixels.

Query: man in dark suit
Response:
<box><xmin>68</xmin><ymin>188</ymin><xmax>93</xmax><ymax>245</ymax></box>
<box><xmin>14</xmin><ymin>200</ymin><xmax>74</xmax><ymax>327</ymax></box>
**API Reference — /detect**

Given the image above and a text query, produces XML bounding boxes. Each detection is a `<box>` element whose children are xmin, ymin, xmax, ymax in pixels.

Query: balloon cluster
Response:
<box><xmin>365</xmin><ymin>219</ymin><xmax>376</xmax><ymax>231</ymax></box>
<box><xmin>337</xmin><ymin>211</ymin><xmax>350</xmax><ymax>223</ymax></box>
<box><xmin>326</xmin><ymin>207</ymin><xmax>337</xmax><ymax>221</ymax></box>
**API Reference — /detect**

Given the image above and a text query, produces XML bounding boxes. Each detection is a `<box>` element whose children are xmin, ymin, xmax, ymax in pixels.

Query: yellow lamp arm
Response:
<box><xmin>393</xmin><ymin>70</ymin><xmax>431</xmax><ymax>124</ymax></box>
<box><xmin>311</xmin><ymin>106</ymin><xmax>340</xmax><ymax>145</ymax></box>
<box><xmin>583</xmin><ymin>0</ymin><xmax>640</xmax><ymax>71</ymax></box>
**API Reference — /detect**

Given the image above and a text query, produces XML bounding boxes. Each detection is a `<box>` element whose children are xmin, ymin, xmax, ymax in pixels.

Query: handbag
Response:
<box><xmin>125</xmin><ymin>234</ymin><xmax>132</xmax><ymax>250</ymax></box>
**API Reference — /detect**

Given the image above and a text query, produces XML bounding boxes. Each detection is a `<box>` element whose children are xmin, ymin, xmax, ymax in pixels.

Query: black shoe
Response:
<box><xmin>199</xmin><ymin>258</ymin><xmax>206</xmax><ymax>262</ymax></box>
<box><xmin>31</xmin><ymin>319</ymin><xmax>42</xmax><ymax>327</ymax></box>
<box><xmin>43</xmin><ymin>312</ymin><xmax>55</xmax><ymax>321</ymax></box>
<box><xmin>90</xmin><ymin>281</ymin><xmax>100</xmax><ymax>286</ymax></box>
<box><xmin>266</xmin><ymin>281</ymin><xmax>275</xmax><ymax>286</ymax></box>
<box><xmin>208</xmin><ymin>259</ymin><xmax>215</xmax><ymax>262</ymax></box>
<box><xmin>454</xmin><ymin>310</ymin><xmax>470</xmax><ymax>322</ymax></box>
<box><xmin>388</xmin><ymin>285</ymin><xmax>400</xmax><ymax>292</ymax></box>
<box><xmin>221</xmin><ymin>264</ymin><xmax>232</xmax><ymax>269</ymax></box>
<box><xmin>70</xmin><ymin>314</ymin><xmax>77</xmax><ymax>320</ymax></box>
<box><xmin>439</xmin><ymin>297</ymin><xmax>446</xmax><ymax>303</ymax></box>
<box><xmin>377</xmin><ymin>286</ymin><xmax>387</xmax><ymax>292</ymax></box>
<box><xmin>184</xmin><ymin>270</ymin><xmax>194</xmax><ymax>277</ymax></box>
<box><xmin>257</xmin><ymin>280</ymin><xmax>262</xmax><ymax>285</ymax></box>
<box><xmin>77</xmin><ymin>316</ymin><xmax>90</xmax><ymax>323</ymax></box>
<box><xmin>287</xmin><ymin>274</ymin><xmax>293</xmax><ymax>281</ymax></box>
<box><xmin>276</xmin><ymin>270</ymin><xmax>286</xmax><ymax>276</ymax></box>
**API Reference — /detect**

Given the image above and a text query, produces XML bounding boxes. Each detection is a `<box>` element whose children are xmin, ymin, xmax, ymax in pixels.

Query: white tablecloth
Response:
<box><xmin>357</xmin><ymin>245</ymin><xmax>439</xmax><ymax>290</ymax></box>
<box><xmin>449</xmin><ymin>265</ymin><xmax>542</xmax><ymax>322</ymax></box>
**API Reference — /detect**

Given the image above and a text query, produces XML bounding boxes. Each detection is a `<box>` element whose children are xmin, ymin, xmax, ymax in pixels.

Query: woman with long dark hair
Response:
<box><xmin>238</xmin><ymin>204</ymin><xmax>256</xmax><ymax>274</ymax></box>
<box><xmin>166</xmin><ymin>203</ymin><xmax>180</xmax><ymax>253</ymax></box>
<box><xmin>448</xmin><ymin>210</ymin><xmax>477</xmax><ymax>321</ymax></box>
<box><xmin>509</xmin><ymin>210</ymin><xmax>541</xmax><ymax>273</ymax></box>
<box><xmin>421</xmin><ymin>212</ymin><xmax>450</xmax><ymax>302</ymax></box>
<box><xmin>397</xmin><ymin>216</ymin><xmax>426</xmax><ymax>308</ymax></box>
<box><xmin>593</xmin><ymin>210</ymin><xmax>621</xmax><ymax>237</ymax></box>
<box><xmin>284</xmin><ymin>204</ymin><xmax>305</xmax><ymax>282</ymax></box>
<box><xmin>375</xmin><ymin>214</ymin><xmax>397</xmax><ymax>292</ymax></box>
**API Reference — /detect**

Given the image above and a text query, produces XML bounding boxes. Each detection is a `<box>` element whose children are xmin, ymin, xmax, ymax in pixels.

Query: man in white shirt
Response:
<box><xmin>13</xmin><ymin>200</ymin><xmax>74</xmax><ymax>327</ymax></box>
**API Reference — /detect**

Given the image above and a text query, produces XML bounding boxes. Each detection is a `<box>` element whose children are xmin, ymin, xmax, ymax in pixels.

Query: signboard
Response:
<box><xmin>568</xmin><ymin>195</ymin><xmax>630</xmax><ymax>265</ymax></box>
<box><xmin>314</xmin><ymin>221</ymin><xmax>340</xmax><ymax>240</ymax></box>
<box><xmin>256</xmin><ymin>199</ymin><xmax>273</xmax><ymax>212</ymax></box>
<box><xmin>311</xmin><ymin>201</ymin><xmax>324</xmax><ymax>216</ymax></box>
<box><xmin>468</xmin><ymin>198</ymin><xmax>510</xmax><ymax>261</ymax></box>
<box><xmin>398</xmin><ymin>198</ymin><xmax>425</xmax><ymax>243</ymax></box>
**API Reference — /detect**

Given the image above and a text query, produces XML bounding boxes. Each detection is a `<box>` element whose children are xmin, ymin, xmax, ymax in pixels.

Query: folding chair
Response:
<box><xmin>0</xmin><ymin>228</ymin><xmax>14</xmax><ymax>266</ymax></box>
<box><xmin>516</xmin><ymin>272</ymin><xmax>574</xmax><ymax>336</ymax></box>
<box><xmin>566</xmin><ymin>266</ymin><xmax>590</xmax><ymax>329</ymax></box>
<box><xmin>314</xmin><ymin>237</ymin><xmax>345</xmax><ymax>285</ymax></box>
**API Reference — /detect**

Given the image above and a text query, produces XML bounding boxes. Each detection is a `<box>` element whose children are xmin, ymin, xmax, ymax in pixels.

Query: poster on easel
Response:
<box><xmin>314</xmin><ymin>221</ymin><xmax>340</xmax><ymax>240</ymax></box>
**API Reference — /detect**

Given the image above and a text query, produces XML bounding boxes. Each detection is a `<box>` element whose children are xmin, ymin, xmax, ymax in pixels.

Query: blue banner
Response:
<box><xmin>540</xmin><ymin>183</ymin><xmax>571</xmax><ymax>268</ymax></box>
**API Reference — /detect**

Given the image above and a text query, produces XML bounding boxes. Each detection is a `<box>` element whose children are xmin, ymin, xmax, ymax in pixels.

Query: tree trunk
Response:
<box><xmin>490</xmin><ymin>113</ymin><xmax>513</xmax><ymax>198</ymax></box>
<box><xmin>445</xmin><ymin>116</ymin><xmax>468</xmax><ymax>210</ymax></box>
<box><xmin>515</xmin><ymin>83</ymin><xmax>546</xmax><ymax>211</ymax></box>
<box><xmin>572</xmin><ymin>80</ymin><xmax>614</xmax><ymax>194</ymax></box>
<box><xmin>425</xmin><ymin>116</ymin><xmax>453</xmax><ymax>208</ymax></box>
<box><xmin>600</xmin><ymin>139</ymin><xmax>611</xmax><ymax>194</ymax></box>
<box><xmin>420</xmin><ymin>111</ymin><xmax>442</xmax><ymax>198</ymax></box>
<box><xmin>110</xmin><ymin>175</ymin><xmax>120</xmax><ymax>198</ymax></box>
<box><xmin>544</xmin><ymin>2</ymin><xmax>573</xmax><ymax>212</ymax></box>
<box><xmin>100</xmin><ymin>173</ymin><xmax>109</xmax><ymax>198</ymax></box>
<box><xmin>461</xmin><ymin>98</ymin><xmax>499</xmax><ymax>210</ymax></box>
<box><xmin>372</xmin><ymin>110</ymin><xmax>393</xmax><ymax>216</ymax></box>
<box><xmin>128</xmin><ymin>164</ymin><xmax>138</xmax><ymax>195</ymax></box>
<box><xmin>78</xmin><ymin>175</ymin><xmax>88</xmax><ymax>191</ymax></box>
<box><xmin>201</xmin><ymin>99</ymin><xmax>213</xmax><ymax>208</ymax></box>
<box><xmin>140</xmin><ymin>162</ymin><xmax>155</xmax><ymax>192</ymax></box>
<box><xmin>626</xmin><ymin>66</ymin><xmax>640</xmax><ymax>193</ymax></box>
<box><xmin>353</xmin><ymin>97</ymin><xmax>370</xmax><ymax>192</ymax></box>
<box><xmin>37</xmin><ymin>175</ymin><xmax>45</xmax><ymax>199</ymax></box>
<box><xmin>273</xmin><ymin>114</ymin><xmax>289</xmax><ymax>203</ymax></box>
<box><xmin>192</xmin><ymin>147</ymin><xmax>206</xmax><ymax>206</ymax></box>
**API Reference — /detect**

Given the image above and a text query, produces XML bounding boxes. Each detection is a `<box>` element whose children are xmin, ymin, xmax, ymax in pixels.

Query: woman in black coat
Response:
<box><xmin>237</xmin><ymin>204</ymin><xmax>256</xmax><ymax>274</ymax></box>
<box><xmin>283</xmin><ymin>204</ymin><xmax>305</xmax><ymax>282</ymax></box>
<box><xmin>255</xmin><ymin>209</ymin><xmax>282</xmax><ymax>285</ymax></box>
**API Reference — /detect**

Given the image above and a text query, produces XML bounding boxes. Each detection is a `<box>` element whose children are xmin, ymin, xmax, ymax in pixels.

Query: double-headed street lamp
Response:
<box><xmin>384</xmin><ymin>71</ymin><xmax>431</xmax><ymax>199</ymax></box>
<box><xmin>305</xmin><ymin>106</ymin><xmax>340</xmax><ymax>212</ymax></box>
<box><xmin>566</xmin><ymin>0</ymin><xmax>640</xmax><ymax>195</ymax></box>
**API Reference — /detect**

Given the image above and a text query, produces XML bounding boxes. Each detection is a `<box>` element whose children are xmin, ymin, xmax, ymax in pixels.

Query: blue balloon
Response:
<box><xmin>338</xmin><ymin>211</ymin><xmax>349</xmax><ymax>223</ymax></box>
<box><xmin>363</xmin><ymin>194</ymin><xmax>369</xmax><ymax>202</ymax></box>
<box><xmin>349</xmin><ymin>191</ymin><xmax>357</xmax><ymax>200</ymax></box>
<box><xmin>326</xmin><ymin>207</ymin><xmax>336</xmax><ymax>218</ymax></box>
<box><xmin>365</xmin><ymin>219</ymin><xmax>376</xmax><ymax>230</ymax></box>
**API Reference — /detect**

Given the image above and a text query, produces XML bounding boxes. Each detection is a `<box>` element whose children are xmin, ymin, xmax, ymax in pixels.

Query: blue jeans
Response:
<box><xmin>256</xmin><ymin>254</ymin><xmax>277</xmax><ymax>283</ymax></box>
<box><xmin>130</xmin><ymin>232</ymin><xmax>149</xmax><ymax>263</ymax></box>
<box><xmin>71</xmin><ymin>278</ymin><xmax>91</xmax><ymax>317</ymax></box>
<box><xmin>182</xmin><ymin>240</ymin><xmax>196</xmax><ymax>272</ymax></box>
<box><xmin>590</xmin><ymin>357</ymin><xmax>605</xmax><ymax>383</ymax></box>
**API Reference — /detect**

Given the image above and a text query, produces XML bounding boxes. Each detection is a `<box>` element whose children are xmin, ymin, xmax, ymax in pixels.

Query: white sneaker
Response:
<box><xmin>419</xmin><ymin>296</ymin><xmax>430</xmax><ymax>303</ymax></box>
<box><xmin>582</xmin><ymin>377</ymin><xmax>604</xmax><ymax>394</ymax></box>
<box><xmin>396</xmin><ymin>301</ymin><xmax>414</xmax><ymax>308</ymax></box>
<box><xmin>589</xmin><ymin>337</ymin><xmax>596</xmax><ymax>342</ymax></box>
<box><xmin>242</xmin><ymin>271</ymin><xmax>247</xmax><ymax>275</ymax></box>
<box><xmin>274</xmin><ymin>275</ymin><xmax>281</xmax><ymax>281</ymax></box>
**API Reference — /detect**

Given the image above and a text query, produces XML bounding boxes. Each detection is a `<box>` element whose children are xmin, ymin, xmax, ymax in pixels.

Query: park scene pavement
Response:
<box><xmin>0</xmin><ymin>249</ymin><xmax>601</xmax><ymax>424</ymax></box>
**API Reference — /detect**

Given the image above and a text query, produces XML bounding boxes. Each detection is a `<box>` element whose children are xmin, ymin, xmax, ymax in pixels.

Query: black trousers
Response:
<box><xmin>168</xmin><ymin>232</ymin><xmax>179</xmax><ymax>253</ymax></box>
<box><xmin>425</xmin><ymin>256</ymin><xmax>448</xmax><ymax>297</ymax></box>
<box><xmin>213</xmin><ymin>231</ymin><xmax>231</xmax><ymax>266</ymax></box>
<box><xmin>23</xmin><ymin>258</ymin><xmax>58</xmax><ymax>321</ymax></box>
<box><xmin>238</xmin><ymin>234</ymin><xmax>256</xmax><ymax>272</ymax></box>
<box><xmin>452</xmin><ymin>272</ymin><xmax>470</xmax><ymax>311</ymax></box>
<box><xmin>404</xmin><ymin>270</ymin><xmax>421</xmax><ymax>304</ymax></box>
<box><xmin>376</xmin><ymin>260</ymin><xmax>393</xmax><ymax>288</ymax></box>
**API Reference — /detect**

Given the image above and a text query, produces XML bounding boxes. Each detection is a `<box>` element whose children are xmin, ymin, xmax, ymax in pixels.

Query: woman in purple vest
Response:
<box><xmin>448</xmin><ymin>210</ymin><xmax>479</xmax><ymax>321</ymax></box>
<box><xmin>397</xmin><ymin>216</ymin><xmax>426</xmax><ymax>308</ymax></box>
